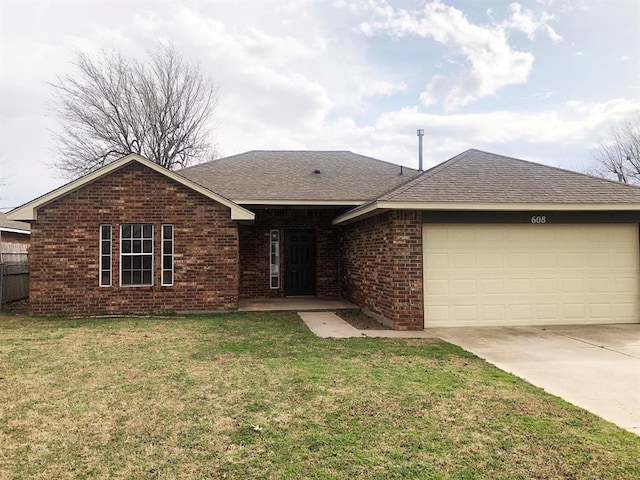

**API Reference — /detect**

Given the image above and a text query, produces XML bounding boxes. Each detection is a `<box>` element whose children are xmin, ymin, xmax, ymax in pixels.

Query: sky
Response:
<box><xmin>0</xmin><ymin>0</ymin><xmax>639</xmax><ymax>210</ymax></box>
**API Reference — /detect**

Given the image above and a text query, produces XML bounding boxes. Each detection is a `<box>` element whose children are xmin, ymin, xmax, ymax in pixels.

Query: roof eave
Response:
<box><xmin>7</xmin><ymin>154</ymin><xmax>255</xmax><ymax>222</ymax></box>
<box><xmin>235</xmin><ymin>199</ymin><xmax>367</xmax><ymax>207</ymax></box>
<box><xmin>333</xmin><ymin>201</ymin><xmax>640</xmax><ymax>225</ymax></box>
<box><xmin>0</xmin><ymin>227</ymin><xmax>31</xmax><ymax>235</ymax></box>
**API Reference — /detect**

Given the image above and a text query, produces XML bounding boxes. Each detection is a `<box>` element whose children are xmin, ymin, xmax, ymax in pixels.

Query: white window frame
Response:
<box><xmin>99</xmin><ymin>225</ymin><xmax>112</xmax><ymax>286</ymax></box>
<box><xmin>120</xmin><ymin>223</ymin><xmax>154</xmax><ymax>287</ymax></box>
<box><xmin>270</xmin><ymin>229</ymin><xmax>280</xmax><ymax>289</ymax></box>
<box><xmin>161</xmin><ymin>224</ymin><xmax>174</xmax><ymax>286</ymax></box>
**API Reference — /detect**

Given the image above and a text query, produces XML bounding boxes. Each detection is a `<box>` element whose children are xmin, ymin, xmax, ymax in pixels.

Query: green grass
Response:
<box><xmin>0</xmin><ymin>311</ymin><xmax>638</xmax><ymax>479</ymax></box>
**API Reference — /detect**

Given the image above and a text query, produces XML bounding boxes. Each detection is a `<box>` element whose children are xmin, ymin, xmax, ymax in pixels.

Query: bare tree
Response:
<box><xmin>591</xmin><ymin>115</ymin><xmax>640</xmax><ymax>184</ymax></box>
<box><xmin>50</xmin><ymin>44</ymin><xmax>219</xmax><ymax>177</ymax></box>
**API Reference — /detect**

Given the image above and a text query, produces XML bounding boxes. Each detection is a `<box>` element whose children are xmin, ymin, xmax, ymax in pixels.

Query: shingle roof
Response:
<box><xmin>179</xmin><ymin>151</ymin><xmax>419</xmax><ymax>203</ymax></box>
<box><xmin>0</xmin><ymin>212</ymin><xmax>30</xmax><ymax>233</ymax></box>
<box><xmin>379</xmin><ymin>149</ymin><xmax>640</xmax><ymax>204</ymax></box>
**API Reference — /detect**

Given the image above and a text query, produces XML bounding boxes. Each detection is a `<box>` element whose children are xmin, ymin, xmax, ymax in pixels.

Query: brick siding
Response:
<box><xmin>340</xmin><ymin>210</ymin><xmax>423</xmax><ymax>330</ymax></box>
<box><xmin>239</xmin><ymin>209</ymin><xmax>340</xmax><ymax>298</ymax></box>
<box><xmin>28</xmin><ymin>162</ymin><xmax>240</xmax><ymax>315</ymax></box>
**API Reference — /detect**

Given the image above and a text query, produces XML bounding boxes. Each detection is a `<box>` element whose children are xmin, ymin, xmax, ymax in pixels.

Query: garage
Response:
<box><xmin>334</xmin><ymin>149</ymin><xmax>640</xmax><ymax>330</ymax></box>
<box><xmin>423</xmin><ymin>223</ymin><xmax>640</xmax><ymax>327</ymax></box>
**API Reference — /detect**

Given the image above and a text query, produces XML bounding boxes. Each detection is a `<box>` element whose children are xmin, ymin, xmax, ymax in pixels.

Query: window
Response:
<box><xmin>270</xmin><ymin>229</ymin><xmax>280</xmax><ymax>289</ymax></box>
<box><xmin>99</xmin><ymin>225</ymin><xmax>112</xmax><ymax>286</ymax></box>
<box><xmin>120</xmin><ymin>224</ymin><xmax>153</xmax><ymax>286</ymax></box>
<box><xmin>162</xmin><ymin>224</ymin><xmax>174</xmax><ymax>286</ymax></box>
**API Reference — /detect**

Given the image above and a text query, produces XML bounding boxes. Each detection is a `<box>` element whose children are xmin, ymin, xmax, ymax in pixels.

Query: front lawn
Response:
<box><xmin>0</xmin><ymin>312</ymin><xmax>638</xmax><ymax>479</ymax></box>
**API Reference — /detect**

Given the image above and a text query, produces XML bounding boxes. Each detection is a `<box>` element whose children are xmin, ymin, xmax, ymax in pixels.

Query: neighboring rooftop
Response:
<box><xmin>179</xmin><ymin>150</ymin><xmax>420</xmax><ymax>203</ymax></box>
<box><xmin>379</xmin><ymin>149</ymin><xmax>640</xmax><ymax>204</ymax></box>
<box><xmin>0</xmin><ymin>212</ymin><xmax>30</xmax><ymax>233</ymax></box>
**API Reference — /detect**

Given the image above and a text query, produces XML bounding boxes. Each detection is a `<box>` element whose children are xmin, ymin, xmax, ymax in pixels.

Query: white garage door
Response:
<box><xmin>423</xmin><ymin>224</ymin><xmax>639</xmax><ymax>327</ymax></box>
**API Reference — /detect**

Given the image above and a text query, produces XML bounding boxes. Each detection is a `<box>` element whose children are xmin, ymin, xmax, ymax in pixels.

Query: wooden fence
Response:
<box><xmin>0</xmin><ymin>242</ymin><xmax>30</xmax><ymax>306</ymax></box>
<box><xmin>0</xmin><ymin>262</ymin><xmax>30</xmax><ymax>306</ymax></box>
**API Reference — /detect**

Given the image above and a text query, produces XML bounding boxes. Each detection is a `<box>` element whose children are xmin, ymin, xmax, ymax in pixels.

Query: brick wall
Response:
<box><xmin>29</xmin><ymin>162</ymin><xmax>240</xmax><ymax>315</ymax></box>
<box><xmin>340</xmin><ymin>210</ymin><xmax>423</xmax><ymax>330</ymax></box>
<box><xmin>239</xmin><ymin>209</ymin><xmax>340</xmax><ymax>298</ymax></box>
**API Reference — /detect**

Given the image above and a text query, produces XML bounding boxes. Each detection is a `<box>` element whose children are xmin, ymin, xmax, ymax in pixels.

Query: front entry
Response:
<box><xmin>285</xmin><ymin>230</ymin><xmax>316</xmax><ymax>296</ymax></box>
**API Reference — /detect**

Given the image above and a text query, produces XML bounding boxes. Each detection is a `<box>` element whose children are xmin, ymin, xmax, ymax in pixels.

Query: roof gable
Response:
<box><xmin>380</xmin><ymin>149</ymin><xmax>640</xmax><ymax>204</ymax></box>
<box><xmin>334</xmin><ymin>149</ymin><xmax>640</xmax><ymax>225</ymax></box>
<box><xmin>179</xmin><ymin>150</ymin><xmax>420</xmax><ymax>203</ymax></box>
<box><xmin>8</xmin><ymin>154</ymin><xmax>254</xmax><ymax>222</ymax></box>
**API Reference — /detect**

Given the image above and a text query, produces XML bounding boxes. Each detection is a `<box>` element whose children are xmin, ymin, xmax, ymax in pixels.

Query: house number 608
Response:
<box><xmin>531</xmin><ymin>215</ymin><xmax>546</xmax><ymax>224</ymax></box>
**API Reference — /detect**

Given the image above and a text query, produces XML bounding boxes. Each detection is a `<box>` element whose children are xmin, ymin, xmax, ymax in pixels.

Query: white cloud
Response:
<box><xmin>530</xmin><ymin>91</ymin><xmax>554</xmax><ymax>99</ymax></box>
<box><xmin>360</xmin><ymin>1</ymin><xmax>534</xmax><ymax>110</ymax></box>
<box><xmin>1</xmin><ymin>0</ymin><xmax>638</xmax><ymax>209</ymax></box>
<box><xmin>393</xmin><ymin>98</ymin><xmax>640</xmax><ymax>144</ymax></box>
<box><xmin>501</xmin><ymin>3</ymin><xmax>562</xmax><ymax>43</ymax></box>
<box><xmin>227</xmin><ymin>97</ymin><xmax>640</xmax><ymax>173</ymax></box>
<box><xmin>67</xmin><ymin>0</ymin><xmax>408</xmax><ymax>159</ymax></box>
<box><xmin>336</xmin><ymin>98</ymin><xmax>640</xmax><ymax>170</ymax></box>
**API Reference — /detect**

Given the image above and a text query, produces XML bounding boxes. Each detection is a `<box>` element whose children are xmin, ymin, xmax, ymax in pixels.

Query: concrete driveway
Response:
<box><xmin>427</xmin><ymin>324</ymin><xmax>640</xmax><ymax>434</ymax></box>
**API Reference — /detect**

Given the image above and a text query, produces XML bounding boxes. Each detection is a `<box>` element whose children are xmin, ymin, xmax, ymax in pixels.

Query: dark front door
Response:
<box><xmin>285</xmin><ymin>230</ymin><xmax>315</xmax><ymax>296</ymax></box>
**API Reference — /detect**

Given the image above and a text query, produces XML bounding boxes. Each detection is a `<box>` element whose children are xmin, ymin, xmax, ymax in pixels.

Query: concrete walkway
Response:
<box><xmin>428</xmin><ymin>325</ymin><xmax>640</xmax><ymax>435</ymax></box>
<box><xmin>298</xmin><ymin>312</ymin><xmax>432</xmax><ymax>338</ymax></box>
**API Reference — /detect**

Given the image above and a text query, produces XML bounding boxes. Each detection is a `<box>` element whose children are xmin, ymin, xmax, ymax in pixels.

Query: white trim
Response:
<box><xmin>333</xmin><ymin>201</ymin><xmax>640</xmax><ymax>225</ymax></box>
<box><xmin>99</xmin><ymin>224</ymin><xmax>112</xmax><ymax>287</ymax></box>
<box><xmin>332</xmin><ymin>202</ymin><xmax>381</xmax><ymax>225</ymax></box>
<box><xmin>119</xmin><ymin>223</ymin><xmax>154</xmax><ymax>287</ymax></box>
<box><xmin>269</xmin><ymin>229</ymin><xmax>280</xmax><ymax>289</ymax></box>
<box><xmin>379</xmin><ymin>201</ymin><xmax>640</xmax><ymax>211</ymax></box>
<box><xmin>161</xmin><ymin>224</ymin><xmax>174</xmax><ymax>286</ymax></box>
<box><xmin>235</xmin><ymin>199</ymin><xmax>366</xmax><ymax>206</ymax></box>
<box><xmin>0</xmin><ymin>227</ymin><xmax>30</xmax><ymax>235</ymax></box>
<box><xmin>7</xmin><ymin>154</ymin><xmax>255</xmax><ymax>222</ymax></box>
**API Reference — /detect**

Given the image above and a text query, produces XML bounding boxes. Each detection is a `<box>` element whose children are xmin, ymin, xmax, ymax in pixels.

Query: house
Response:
<box><xmin>7</xmin><ymin>149</ymin><xmax>640</xmax><ymax>329</ymax></box>
<box><xmin>0</xmin><ymin>212</ymin><xmax>30</xmax><ymax>263</ymax></box>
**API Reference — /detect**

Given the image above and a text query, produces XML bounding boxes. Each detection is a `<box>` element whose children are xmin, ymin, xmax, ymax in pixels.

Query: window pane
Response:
<box><xmin>163</xmin><ymin>256</ymin><xmax>172</xmax><ymax>269</ymax></box>
<box><xmin>163</xmin><ymin>240</ymin><xmax>172</xmax><ymax>252</ymax></box>
<box><xmin>120</xmin><ymin>224</ymin><xmax>154</xmax><ymax>287</ymax></box>
<box><xmin>101</xmin><ymin>225</ymin><xmax>111</xmax><ymax>239</ymax></box>
<box><xmin>102</xmin><ymin>256</ymin><xmax>111</xmax><ymax>269</ymax></box>
<box><xmin>101</xmin><ymin>272</ymin><xmax>111</xmax><ymax>285</ymax></box>
<box><xmin>163</xmin><ymin>271</ymin><xmax>172</xmax><ymax>285</ymax></box>
<box><xmin>101</xmin><ymin>242</ymin><xmax>110</xmax><ymax>254</ymax></box>
<box><xmin>163</xmin><ymin>225</ymin><xmax>173</xmax><ymax>239</ymax></box>
<box><xmin>269</xmin><ymin>229</ymin><xmax>279</xmax><ymax>290</ymax></box>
